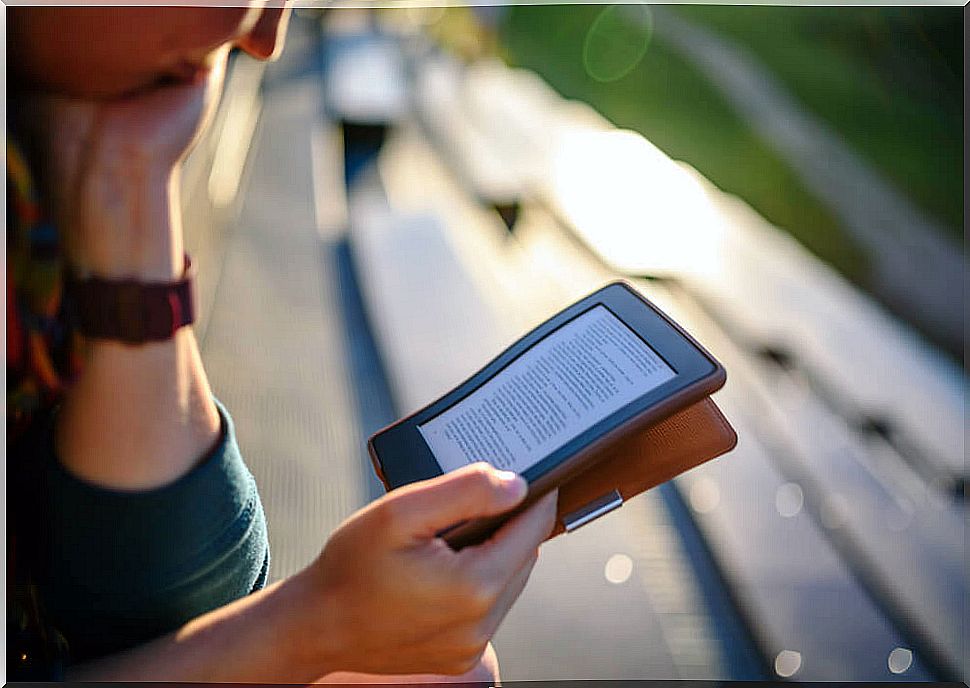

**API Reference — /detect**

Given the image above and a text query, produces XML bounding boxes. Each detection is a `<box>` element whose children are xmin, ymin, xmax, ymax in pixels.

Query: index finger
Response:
<box><xmin>463</xmin><ymin>489</ymin><xmax>558</xmax><ymax>576</ymax></box>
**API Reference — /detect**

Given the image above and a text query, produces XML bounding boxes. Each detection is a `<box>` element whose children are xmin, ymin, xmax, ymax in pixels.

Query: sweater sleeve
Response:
<box><xmin>23</xmin><ymin>398</ymin><xmax>270</xmax><ymax>664</ymax></box>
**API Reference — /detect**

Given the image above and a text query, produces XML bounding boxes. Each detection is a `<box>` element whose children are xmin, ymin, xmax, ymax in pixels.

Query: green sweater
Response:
<box><xmin>10</xmin><ymin>398</ymin><xmax>269</xmax><ymax>668</ymax></box>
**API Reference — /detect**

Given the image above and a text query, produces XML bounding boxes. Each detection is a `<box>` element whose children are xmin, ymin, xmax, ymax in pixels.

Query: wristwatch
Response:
<box><xmin>66</xmin><ymin>255</ymin><xmax>196</xmax><ymax>344</ymax></box>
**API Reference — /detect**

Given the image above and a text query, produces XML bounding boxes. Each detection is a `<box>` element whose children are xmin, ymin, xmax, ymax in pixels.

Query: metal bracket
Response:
<box><xmin>562</xmin><ymin>489</ymin><xmax>624</xmax><ymax>532</ymax></box>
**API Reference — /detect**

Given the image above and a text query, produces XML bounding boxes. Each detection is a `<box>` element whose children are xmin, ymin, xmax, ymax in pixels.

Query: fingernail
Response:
<box><xmin>497</xmin><ymin>470</ymin><xmax>527</xmax><ymax>500</ymax></box>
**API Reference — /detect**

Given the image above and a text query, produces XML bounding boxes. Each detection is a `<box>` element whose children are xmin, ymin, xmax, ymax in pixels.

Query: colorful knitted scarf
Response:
<box><xmin>7</xmin><ymin>138</ymin><xmax>83</xmax><ymax>440</ymax></box>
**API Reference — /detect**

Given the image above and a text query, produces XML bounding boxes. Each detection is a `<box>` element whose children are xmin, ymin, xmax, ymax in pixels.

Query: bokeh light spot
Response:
<box><xmin>604</xmin><ymin>553</ymin><xmax>634</xmax><ymax>584</ymax></box>
<box><xmin>775</xmin><ymin>482</ymin><xmax>804</xmax><ymax>518</ymax></box>
<box><xmin>583</xmin><ymin>4</ymin><xmax>653</xmax><ymax>83</ymax></box>
<box><xmin>888</xmin><ymin>647</ymin><xmax>913</xmax><ymax>674</ymax></box>
<box><xmin>774</xmin><ymin>650</ymin><xmax>802</xmax><ymax>677</ymax></box>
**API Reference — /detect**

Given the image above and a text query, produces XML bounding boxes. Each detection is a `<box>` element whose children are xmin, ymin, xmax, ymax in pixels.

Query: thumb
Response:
<box><xmin>383</xmin><ymin>463</ymin><xmax>527</xmax><ymax>543</ymax></box>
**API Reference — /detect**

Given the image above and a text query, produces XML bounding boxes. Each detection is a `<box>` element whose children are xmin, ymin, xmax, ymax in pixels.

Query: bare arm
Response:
<box><xmin>69</xmin><ymin>575</ymin><xmax>322</xmax><ymax>683</ymax></box>
<box><xmin>29</xmin><ymin>52</ymin><xmax>555</xmax><ymax>683</ymax></box>
<box><xmin>34</xmin><ymin>54</ymin><xmax>228</xmax><ymax>490</ymax></box>
<box><xmin>53</xmin><ymin>170</ymin><xmax>220</xmax><ymax>490</ymax></box>
<box><xmin>69</xmin><ymin>469</ymin><xmax>557</xmax><ymax>683</ymax></box>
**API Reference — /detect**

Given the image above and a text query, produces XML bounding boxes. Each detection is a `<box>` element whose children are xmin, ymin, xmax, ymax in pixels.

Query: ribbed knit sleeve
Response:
<box><xmin>21</xmin><ymin>398</ymin><xmax>269</xmax><ymax>664</ymax></box>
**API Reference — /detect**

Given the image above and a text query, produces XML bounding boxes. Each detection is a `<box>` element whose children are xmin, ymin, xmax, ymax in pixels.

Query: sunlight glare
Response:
<box><xmin>548</xmin><ymin>129</ymin><xmax>725</xmax><ymax>280</ymax></box>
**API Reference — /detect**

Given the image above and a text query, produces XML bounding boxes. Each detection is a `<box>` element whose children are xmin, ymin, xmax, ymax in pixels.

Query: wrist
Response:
<box><xmin>67</xmin><ymin>253</ymin><xmax>196</xmax><ymax>345</ymax></box>
<box><xmin>279</xmin><ymin>567</ymin><xmax>346</xmax><ymax>680</ymax></box>
<box><xmin>67</xmin><ymin>161</ymin><xmax>183</xmax><ymax>281</ymax></box>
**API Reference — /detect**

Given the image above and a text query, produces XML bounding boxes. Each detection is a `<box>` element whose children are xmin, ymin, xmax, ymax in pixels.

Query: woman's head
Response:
<box><xmin>9</xmin><ymin>5</ymin><xmax>291</xmax><ymax>98</ymax></box>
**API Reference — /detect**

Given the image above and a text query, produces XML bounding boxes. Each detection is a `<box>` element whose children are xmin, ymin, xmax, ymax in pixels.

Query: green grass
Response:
<box><xmin>673</xmin><ymin>5</ymin><xmax>964</xmax><ymax>237</ymax></box>
<box><xmin>499</xmin><ymin>4</ymin><xmax>869</xmax><ymax>282</ymax></box>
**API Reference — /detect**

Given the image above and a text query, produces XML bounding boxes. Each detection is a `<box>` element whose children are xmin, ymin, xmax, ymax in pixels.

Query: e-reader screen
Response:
<box><xmin>418</xmin><ymin>305</ymin><xmax>676</xmax><ymax>474</ymax></box>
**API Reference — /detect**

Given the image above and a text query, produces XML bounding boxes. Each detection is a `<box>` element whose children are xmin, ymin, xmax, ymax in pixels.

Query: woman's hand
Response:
<box><xmin>296</xmin><ymin>462</ymin><xmax>558</xmax><ymax>677</ymax></box>
<box><xmin>21</xmin><ymin>45</ymin><xmax>230</xmax><ymax>280</ymax></box>
<box><xmin>68</xmin><ymin>464</ymin><xmax>556</xmax><ymax>682</ymax></box>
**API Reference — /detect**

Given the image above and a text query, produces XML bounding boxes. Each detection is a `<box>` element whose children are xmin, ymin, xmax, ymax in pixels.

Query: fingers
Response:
<box><xmin>481</xmin><ymin>549</ymin><xmax>538</xmax><ymax>639</ymax></box>
<box><xmin>382</xmin><ymin>463</ymin><xmax>528</xmax><ymax>543</ymax></box>
<box><xmin>465</xmin><ymin>490</ymin><xmax>557</xmax><ymax>576</ymax></box>
<box><xmin>420</xmin><ymin>551</ymin><xmax>536</xmax><ymax>674</ymax></box>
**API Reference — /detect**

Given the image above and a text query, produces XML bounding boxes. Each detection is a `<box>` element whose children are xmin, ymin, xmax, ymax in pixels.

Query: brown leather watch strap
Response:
<box><xmin>66</xmin><ymin>255</ymin><xmax>196</xmax><ymax>344</ymax></box>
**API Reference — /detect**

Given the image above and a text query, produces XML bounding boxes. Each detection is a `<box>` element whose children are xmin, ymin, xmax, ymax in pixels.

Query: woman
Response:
<box><xmin>7</xmin><ymin>6</ymin><xmax>555</xmax><ymax>681</ymax></box>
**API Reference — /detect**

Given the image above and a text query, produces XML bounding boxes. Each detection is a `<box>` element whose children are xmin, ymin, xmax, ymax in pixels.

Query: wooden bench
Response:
<box><xmin>348</xmin><ymin>123</ymin><xmax>744</xmax><ymax>680</ymax></box>
<box><xmin>344</xmin><ymin>47</ymin><xmax>967</xmax><ymax>681</ymax></box>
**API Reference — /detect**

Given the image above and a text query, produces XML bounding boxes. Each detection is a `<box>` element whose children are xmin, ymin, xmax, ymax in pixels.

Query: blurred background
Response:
<box><xmin>182</xmin><ymin>4</ymin><xmax>966</xmax><ymax>682</ymax></box>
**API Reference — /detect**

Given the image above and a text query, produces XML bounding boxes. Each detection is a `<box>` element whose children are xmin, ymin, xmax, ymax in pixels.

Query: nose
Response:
<box><xmin>236</xmin><ymin>7</ymin><xmax>290</xmax><ymax>60</ymax></box>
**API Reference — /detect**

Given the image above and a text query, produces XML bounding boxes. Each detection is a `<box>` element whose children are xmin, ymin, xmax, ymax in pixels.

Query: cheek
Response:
<box><xmin>11</xmin><ymin>7</ymin><xmax>255</xmax><ymax>98</ymax></box>
<box><xmin>156</xmin><ymin>7</ymin><xmax>256</xmax><ymax>52</ymax></box>
<box><xmin>12</xmin><ymin>12</ymin><xmax>146</xmax><ymax>96</ymax></box>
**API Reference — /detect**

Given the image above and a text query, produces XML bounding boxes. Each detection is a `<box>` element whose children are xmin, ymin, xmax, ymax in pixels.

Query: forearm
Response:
<box><xmin>68</xmin><ymin>573</ymin><xmax>499</xmax><ymax>685</ymax></box>
<box><xmin>56</xmin><ymin>168</ymin><xmax>220</xmax><ymax>489</ymax></box>
<box><xmin>55</xmin><ymin>330</ymin><xmax>220</xmax><ymax>489</ymax></box>
<box><xmin>64</xmin><ymin>468</ymin><xmax>555</xmax><ymax>682</ymax></box>
<box><xmin>68</xmin><ymin>572</ymin><xmax>334</xmax><ymax>683</ymax></box>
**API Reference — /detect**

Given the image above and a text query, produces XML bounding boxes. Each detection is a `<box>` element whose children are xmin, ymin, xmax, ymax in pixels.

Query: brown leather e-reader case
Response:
<box><xmin>367</xmin><ymin>281</ymin><xmax>737</xmax><ymax>548</ymax></box>
<box><xmin>549</xmin><ymin>396</ymin><xmax>736</xmax><ymax>537</ymax></box>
